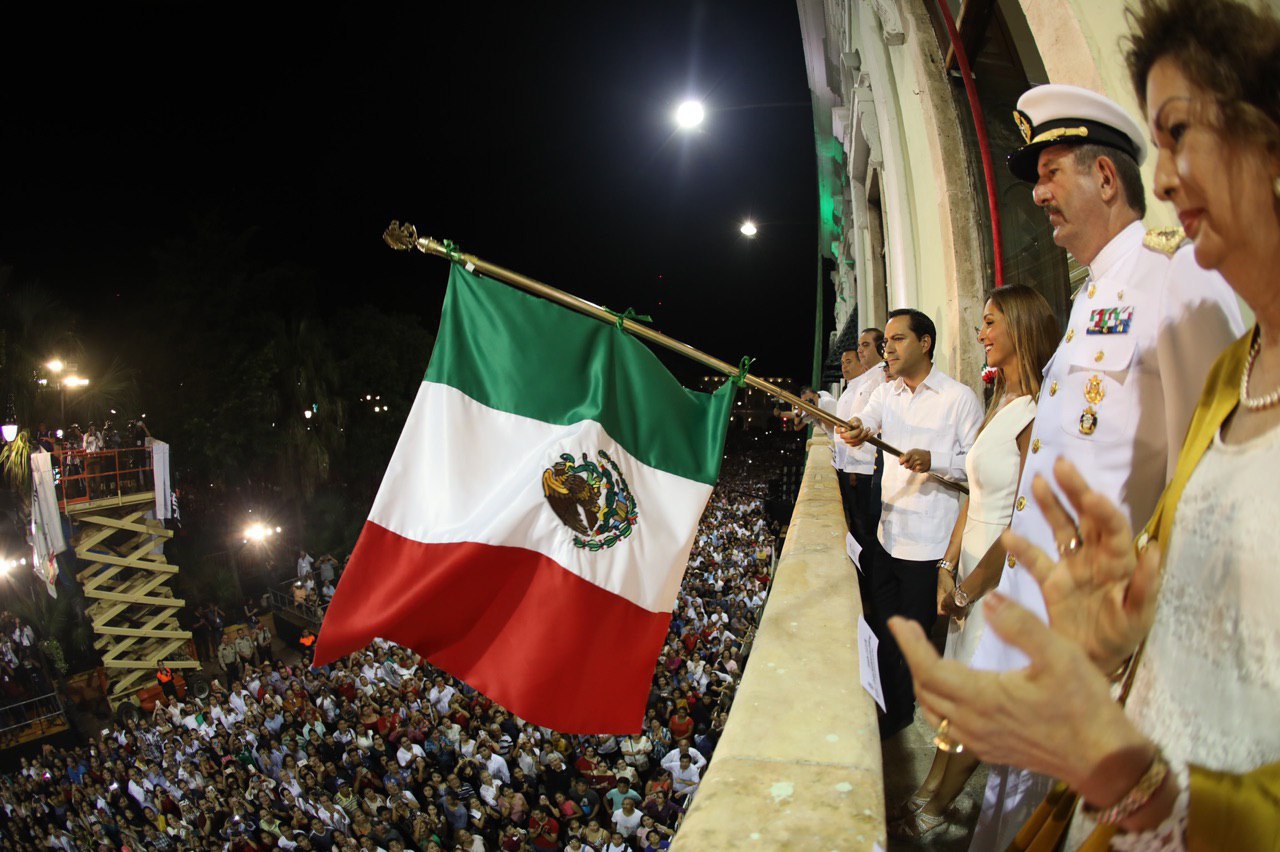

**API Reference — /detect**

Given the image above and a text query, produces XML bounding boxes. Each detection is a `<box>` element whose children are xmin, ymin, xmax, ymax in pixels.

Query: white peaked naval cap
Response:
<box><xmin>1007</xmin><ymin>83</ymin><xmax>1149</xmax><ymax>183</ymax></box>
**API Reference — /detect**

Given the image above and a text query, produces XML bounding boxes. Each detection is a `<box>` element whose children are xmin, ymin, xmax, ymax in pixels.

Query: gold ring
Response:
<box><xmin>1058</xmin><ymin>533</ymin><xmax>1082</xmax><ymax>558</ymax></box>
<box><xmin>934</xmin><ymin>718</ymin><xmax>965</xmax><ymax>754</ymax></box>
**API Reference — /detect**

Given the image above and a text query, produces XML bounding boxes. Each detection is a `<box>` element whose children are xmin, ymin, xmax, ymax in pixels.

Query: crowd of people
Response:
<box><xmin>0</xmin><ymin>613</ymin><xmax>52</xmax><ymax>712</ymax></box>
<box><xmin>30</xmin><ymin>420</ymin><xmax>152</xmax><ymax>457</ymax></box>
<box><xmin>26</xmin><ymin>418</ymin><xmax>156</xmax><ymax>503</ymax></box>
<box><xmin>0</xmin><ymin>452</ymin><xmax>783</xmax><ymax>851</ymax></box>
<box><xmin>289</xmin><ymin>553</ymin><xmax>344</xmax><ymax>621</ymax></box>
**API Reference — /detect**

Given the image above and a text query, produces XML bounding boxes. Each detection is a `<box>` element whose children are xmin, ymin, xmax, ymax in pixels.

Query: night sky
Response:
<box><xmin>1</xmin><ymin>2</ymin><xmax>822</xmax><ymax>387</ymax></box>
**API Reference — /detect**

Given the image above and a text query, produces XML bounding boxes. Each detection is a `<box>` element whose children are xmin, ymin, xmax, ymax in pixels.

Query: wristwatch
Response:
<box><xmin>952</xmin><ymin>585</ymin><xmax>972</xmax><ymax>609</ymax></box>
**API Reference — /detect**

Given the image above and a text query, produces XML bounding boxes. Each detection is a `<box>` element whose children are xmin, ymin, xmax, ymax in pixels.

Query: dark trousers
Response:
<box><xmin>838</xmin><ymin>457</ymin><xmax>883</xmax><ymax>609</ymax></box>
<box><xmin>868</xmin><ymin>550</ymin><xmax>939</xmax><ymax>724</ymax></box>
<box><xmin>850</xmin><ymin>472</ymin><xmax>882</xmax><ymax>551</ymax></box>
<box><xmin>835</xmin><ymin>469</ymin><xmax>859</xmax><ymax>538</ymax></box>
<box><xmin>223</xmin><ymin>659</ymin><xmax>241</xmax><ymax>686</ymax></box>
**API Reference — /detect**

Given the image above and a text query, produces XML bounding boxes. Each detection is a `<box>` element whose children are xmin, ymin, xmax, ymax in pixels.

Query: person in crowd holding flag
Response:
<box><xmin>840</xmin><ymin>308</ymin><xmax>983</xmax><ymax>737</ymax></box>
<box><xmin>892</xmin><ymin>1</ymin><xmax>1280</xmax><ymax>848</ymax></box>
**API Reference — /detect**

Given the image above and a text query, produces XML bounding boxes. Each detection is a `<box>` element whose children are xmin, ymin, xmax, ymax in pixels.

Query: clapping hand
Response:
<box><xmin>1000</xmin><ymin>458</ymin><xmax>1162</xmax><ymax>674</ymax></box>
<box><xmin>889</xmin><ymin>596</ymin><xmax>1153</xmax><ymax>799</ymax></box>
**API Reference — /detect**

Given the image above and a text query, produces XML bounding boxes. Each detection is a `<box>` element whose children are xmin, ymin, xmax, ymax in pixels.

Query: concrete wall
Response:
<box><xmin>675</xmin><ymin>437</ymin><xmax>886</xmax><ymax>850</ymax></box>
<box><xmin>817</xmin><ymin>0</ymin><xmax>989</xmax><ymax>393</ymax></box>
<box><xmin>802</xmin><ymin>0</ymin><xmax>1235</xmax><ymax>394</ymax></box>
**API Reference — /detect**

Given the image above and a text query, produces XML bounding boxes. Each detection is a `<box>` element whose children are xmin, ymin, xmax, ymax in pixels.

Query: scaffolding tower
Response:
<box><xmin>57</xmin><ymin>446</ymin><xmax>197</xmax><ymax>708</ymax></box>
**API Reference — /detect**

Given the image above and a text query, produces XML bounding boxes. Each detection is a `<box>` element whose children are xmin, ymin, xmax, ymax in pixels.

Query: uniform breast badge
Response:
<box><xmin>1084</xmin><ymin>375</ymin><xmax>1105</xmax><ymax>405</ymax></box>
<box><xmin>1079</xmin><ymin>407</ymin><xmax>1099</xmax><ymax>435</ymax></box>
<box><xmin>1087</xmin><ymin>306</ymin><xmax>1134</xmax><ymax>335</ymax></box>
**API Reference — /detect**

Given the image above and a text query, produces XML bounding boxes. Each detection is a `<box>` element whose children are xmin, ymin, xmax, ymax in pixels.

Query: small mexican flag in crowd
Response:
<box><xmin>314</xmin><ymin>265</ymin><xmax>735</xmax><ymax>733</ymax></box>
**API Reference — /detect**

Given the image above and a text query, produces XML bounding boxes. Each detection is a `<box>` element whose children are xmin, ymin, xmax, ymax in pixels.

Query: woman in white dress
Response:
<box><xmin>888</xmin><ymin>285</ymin><xmax>1059</xmax><ymax>839</ymax></box>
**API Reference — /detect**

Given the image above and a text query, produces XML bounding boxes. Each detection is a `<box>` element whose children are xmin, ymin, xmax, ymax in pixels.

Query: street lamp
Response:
<box><xmin>46</xmin><ymin>359</ymin><xmax>64</xmax><ymax>374</ymax></box>
<box><xmin>52</xmin><ymin>376</ymin><xmax>89</xmax><ymax>425</ymax></box>
<box><xmin>739</xmin><ymin>220</ymin><xmax>759</xmax><ymax>238</ymax></box>
<box><xmin>2</xmin><ymin>396</ymin><xmax>17</xmax><ymax>443</ymax></box>
<box><xmin>243</xmin><ymin>522</ymin><xmax>272</xmax><ymax>543</ymax></box>
<box><xmin>674</xmin><ymin>99</ymin><xmax>705</xmax><ymax>130</ymax></box>
<box><xmin>237</xmin><ymin>520</ymin><xmax>279</xmax><ymax>599</ymax></box>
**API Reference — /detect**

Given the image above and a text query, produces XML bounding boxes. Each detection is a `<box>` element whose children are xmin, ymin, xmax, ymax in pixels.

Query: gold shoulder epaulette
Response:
<box><xmin>1142</xmin><ymin>227</ymin><xmax>1187</xmax><ymax>256</ymax></box>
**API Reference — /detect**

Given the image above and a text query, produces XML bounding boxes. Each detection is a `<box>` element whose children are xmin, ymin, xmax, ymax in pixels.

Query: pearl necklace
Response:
<box><xmin>1240</xmin><ymin>336</ymin><xmax>1280</xmax><ymax>411</ymax></box>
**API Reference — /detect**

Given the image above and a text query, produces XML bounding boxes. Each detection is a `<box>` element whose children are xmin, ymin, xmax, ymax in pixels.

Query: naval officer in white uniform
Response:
<box><xmin>967</xmin><ymin>83</ymin><xmax>1245</xmax><ymax>850</ymax></box>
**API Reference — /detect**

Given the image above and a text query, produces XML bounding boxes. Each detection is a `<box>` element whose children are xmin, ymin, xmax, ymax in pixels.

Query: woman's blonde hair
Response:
<box><xmin>981</xmin><ymin>285</ymin><xmax>1059</xmax><ymax>428</ymax></box>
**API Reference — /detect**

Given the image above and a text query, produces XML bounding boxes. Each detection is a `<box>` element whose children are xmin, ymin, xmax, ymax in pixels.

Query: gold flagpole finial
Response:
<box><xmin>383</xmin><ymin>221</ymin><xmax>421</xmax><ymax>252</ymax></box>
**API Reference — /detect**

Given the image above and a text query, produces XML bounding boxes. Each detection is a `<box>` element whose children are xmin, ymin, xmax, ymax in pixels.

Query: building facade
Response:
<box><xmin>797</xmin><ymin>0</ymin><xmax>1185</xmax><ymax>391</ymax></box>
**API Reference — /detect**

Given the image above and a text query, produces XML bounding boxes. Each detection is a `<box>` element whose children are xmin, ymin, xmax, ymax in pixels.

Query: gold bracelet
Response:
<box><xmin>1080</xmin><ymin>748</ymin><xmax>1169</xmax><ymax>827</ymax></box>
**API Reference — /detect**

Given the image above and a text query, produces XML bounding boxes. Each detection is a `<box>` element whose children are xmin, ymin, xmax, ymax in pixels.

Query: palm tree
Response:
<box><xmin>0</xmin><ymin>276</ymin><xmax>78</xmax><ymax>430</ymax></box>
<box><xmin>268</xmin><ymin>318</ymin><xmax>346</xmax><ymax>538</ymax></box>
<box><xmin>74</xmin><ymin>357</ymin><xmax>140</xmax><ymax>425</ymax></box>
<box><xmin>0</xmin><ymin>430</ymin><xmax>33</xmax><ymax>497</ymax></box>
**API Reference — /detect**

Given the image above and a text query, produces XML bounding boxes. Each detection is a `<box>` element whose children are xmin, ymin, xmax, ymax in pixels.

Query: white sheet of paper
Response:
<box><xmin>858</xmin><ymin>615</ymin><xmax>886</xmax><ymax>712</ymax></box>
<box><xmin>845</xmin><ymin>532</ymin><xmax>862</xmax><ymax>573</ymax></box>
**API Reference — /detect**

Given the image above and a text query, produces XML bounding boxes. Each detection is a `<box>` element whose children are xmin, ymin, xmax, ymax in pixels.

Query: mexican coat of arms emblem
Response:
<box><xmin>541</xmin><ymin>450</ymin><xmax>639</xmax><ymax>551</ymax></box>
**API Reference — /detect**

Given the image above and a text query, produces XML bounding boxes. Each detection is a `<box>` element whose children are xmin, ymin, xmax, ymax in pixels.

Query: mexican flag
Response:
<box><xmin>314</xmin><ymin>265</ymin><xmax>735</xmax><ymax>733</ymax></box>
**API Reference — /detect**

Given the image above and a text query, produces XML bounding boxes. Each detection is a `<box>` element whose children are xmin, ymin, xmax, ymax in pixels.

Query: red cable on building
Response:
<box><xmin>935</xmin><ymin>0</ymin><xmax>1006</xmax><ymax>287</ymax></box>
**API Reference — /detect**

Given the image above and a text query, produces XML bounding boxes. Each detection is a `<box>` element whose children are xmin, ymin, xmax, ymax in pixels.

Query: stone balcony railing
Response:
<box><xmin>676</xmin><ymin>436</ymin><xmax>886</xmax><ymax>849</ymax></box>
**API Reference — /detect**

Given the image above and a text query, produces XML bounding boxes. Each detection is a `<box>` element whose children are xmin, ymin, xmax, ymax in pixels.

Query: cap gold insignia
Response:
<box><xmin>1013</xmin><ymin>110</ymin><xmax>1033</xmax><ymax>143</ymax></box>
<box><xmin>1079</xmin><ymin>406</ymin><xmax>1098</xmax><ymax>435</ymax></box>
<box><xmin>1030</xmin><ymin>126</ymin><xmax>1090</xmax><ymax>145</ymax></box>
<box><xmin>1084</xmin><ymin>375</ymin><xmax>1105</xmax><ymax>405</ymax></box>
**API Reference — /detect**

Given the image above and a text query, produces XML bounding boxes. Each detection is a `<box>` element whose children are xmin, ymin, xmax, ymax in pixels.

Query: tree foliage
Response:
<box><xmin>135</xmin><ymin>222</ymin><xmax>434</xmax><ymax>547</ymax></box>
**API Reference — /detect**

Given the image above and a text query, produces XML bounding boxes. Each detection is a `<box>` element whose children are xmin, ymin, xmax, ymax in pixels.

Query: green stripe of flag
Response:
<box><xmin>425</xmin><ymin>266</ymin><xmax>735</xmax><ymax>485</ymax></box>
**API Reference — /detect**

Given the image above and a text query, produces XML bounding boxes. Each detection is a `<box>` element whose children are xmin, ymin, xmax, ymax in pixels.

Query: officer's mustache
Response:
<box><xmin>1044</xmin><ymin>205</ymin><xmax>1064</xmax><ymax>220</ymax></box>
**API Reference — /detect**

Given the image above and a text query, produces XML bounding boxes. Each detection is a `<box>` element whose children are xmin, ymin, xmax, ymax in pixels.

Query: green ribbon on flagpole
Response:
<box><xmin>605</xmin><ymin>306</ymin><xmax>653</xmax><ymax>332</ymax></box>
<box><xmin>442</xmin><ymin>239</ymin><xmax>464</xmax><ymax>262</ymax></box>
<box><xmin>733</xmin><ymin>355</ymin><xmax>754</xmax><ymax>387</ymax></box>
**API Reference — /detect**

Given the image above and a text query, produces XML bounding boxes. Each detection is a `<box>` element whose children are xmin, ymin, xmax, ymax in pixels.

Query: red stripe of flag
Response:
<box><xmin>314</xmin><ymin>522</ymin><xmax>671</xmax><ymax>734</ymax></box>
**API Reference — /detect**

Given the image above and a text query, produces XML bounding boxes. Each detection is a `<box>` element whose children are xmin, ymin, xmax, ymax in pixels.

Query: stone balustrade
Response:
<box><xmin>676</xmin><ymin>436</ymin><xmax>886</xmax><ymax>850</ymax></box>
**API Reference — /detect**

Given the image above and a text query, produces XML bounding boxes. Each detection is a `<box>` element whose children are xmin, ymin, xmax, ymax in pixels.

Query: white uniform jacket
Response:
<box><xmin>973</xmin><ymin>221</ymin><xmax>1244</xmax><ymax>671</ymax></box>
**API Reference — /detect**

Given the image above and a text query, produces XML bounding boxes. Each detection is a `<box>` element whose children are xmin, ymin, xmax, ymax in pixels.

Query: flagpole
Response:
<box><xmin>383</xmin><ymin>221</ymin><xmax>968</xmax><ymax>496</ymax></box>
